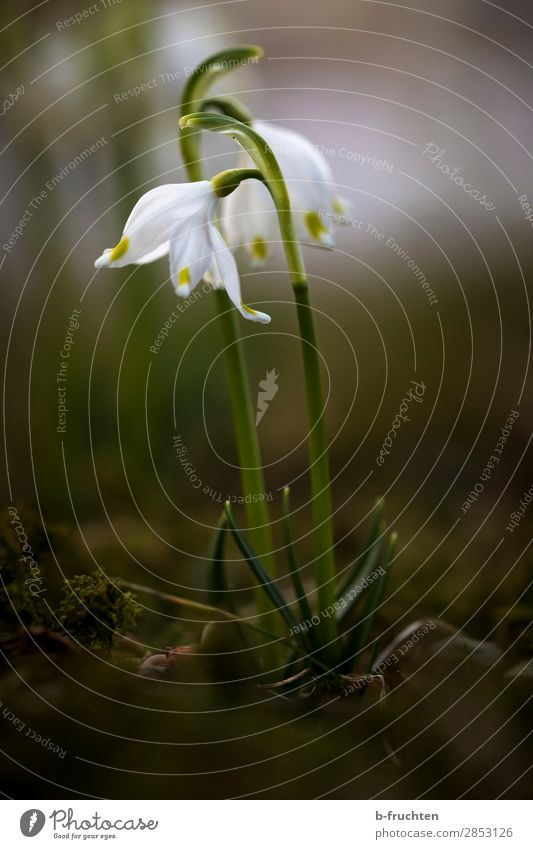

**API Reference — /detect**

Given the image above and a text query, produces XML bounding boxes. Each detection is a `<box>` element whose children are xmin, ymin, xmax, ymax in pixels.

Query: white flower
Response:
<box><xmin>95</xmin><ymin>181</ymin><xmax>270</xmax><ymax>323</ymax></box>
<box><xmin>222</xmin><ymin>121</ymin><xmax>350</xmax><ymax>263</ymax></box>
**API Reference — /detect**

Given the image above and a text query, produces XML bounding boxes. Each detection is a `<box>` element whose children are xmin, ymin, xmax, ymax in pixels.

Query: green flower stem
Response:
<box><xmin>180</xmin><ymin>114</ymin><xmax>338</xmax><ymax>660</ymax></box>
<box><xmin>213</xmin><ymin>289</ymin><xmax>280</xmax><ymax>640</ymax></box>
<box><xmin>285</xmin><ymin>270</ymin><xmax>338</xmax><ymax>659</ymax></box>
<box><xmin>179</xmin><ymin>58</ymin><xmax>279</xmax><ymax>667</ymax></box>
<box><xmin>200</xmin><ymin>96</ymin><xmax>254</xmax><ymax>125</ymax></box>
<box><xmin>179</xmin><ymin>45</ymin><xmax>262</xmax><ymax>182</ymax></box>
<box><xmin>211</xmin><ymin>168</ymin><xmax>264</xmax><ymax>198</ymax></box>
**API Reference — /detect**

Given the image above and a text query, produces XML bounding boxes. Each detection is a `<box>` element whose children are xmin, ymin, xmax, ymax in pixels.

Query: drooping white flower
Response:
<box><xmin>95</xmin><ymin>181</ymin><xmax>270</xmax><ymax>323</ymax></box>
<box><xmin>222</xmin><ymin>121</ymin><xmax>350</xmax><ymax>263</ymax></box>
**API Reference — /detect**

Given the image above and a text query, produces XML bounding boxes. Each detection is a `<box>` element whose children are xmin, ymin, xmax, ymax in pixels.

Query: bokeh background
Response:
<box><xmin>1</xmin><ymin>0</ymin><xmax>532</xmax><ymax>799</ymax></box>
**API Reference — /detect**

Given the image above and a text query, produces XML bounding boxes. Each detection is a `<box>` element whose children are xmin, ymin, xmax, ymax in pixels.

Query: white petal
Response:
<box><xmin>254</xmin><ymin>121</ymin><xmax>335</xmax><ymax>212</ymax></box>
<box><xmin>168</xmin><ymin>204</ymin><xmax>215</xmax><ymax>296</ymax></box>
<box><xmin>208</xmin><ymin>222</ymin><xmax>270</xmax><ymax>324</ymax></box>
<box><xmin>221</xmin><ymin>121</ymin><xmax>343</xmax><ymax>251</ymax></box>
<box><xmin>94</xmin><ymin>249</ymin><xmax>115</xmax><ymax>268</ymax></box>
<box><xmin>221</xmin><ymin>179</ymin><xmax>278</xmax><ymax>265</ymax></box>
<box><xmin>94</xmin><ymin>182</ymin><xmax>214</xmax><ymax>269</ymax></box>
<box><xmin>137</xmin><ymin>241</ymin><xmax>171</xmax><ymax>264</ymax></box>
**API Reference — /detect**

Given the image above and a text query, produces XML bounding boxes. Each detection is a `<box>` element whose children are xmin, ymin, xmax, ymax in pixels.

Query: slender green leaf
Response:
<box><xmin>123</xmin><ymin>577</ymin><xmax>332</xmax><ymax>674</ymax></box>
<box><xmin>224</xmin><ymin>502</ymin><xmax>301</xmax><ymax>637</ymax></box>
<box><xmin>119</xmin><ymin>578</ymin><xmax>284</xmax><ymax>645</ymax></box>
<box><xmin>336</xmin><ymin>529</ymin><xmax>385</xmax><ymax>625</ymax></box>
<box><xmin>207</xmin><ymin>513</ymin><xmax>233</xmax><ymax>610</ymax></box>
<box><xmin>340</xmin><ymin>532</ymin><xmax>397</xmax><ymax>673</ymax></box>
<box><xmin>281</xmin><ymin>487</ymin><xmax>319</xmax><ymax>651</ymax></box>
<box><xmin>336</xmin><ymin>498</ymin><xmax>385</xmax><ymax>600</ymax></box>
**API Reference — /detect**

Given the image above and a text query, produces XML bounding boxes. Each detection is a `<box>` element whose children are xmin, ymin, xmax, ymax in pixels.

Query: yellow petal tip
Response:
<box><xmin>332</xmin><ymin>196</ymin><xmax>346</xmax><ymax>215</ymax></box>
<box><xmin>251</xmin><ymin>236</ymin><xmax>268</xmax><ymax>262</ymax></box>
<box><xmin>241</xmin><ymin>303</ymin><xmax>257</xmax><ymax>316</ymax></box>
<box><xmin>110</xmin><ymin>236</ymin><xmax>129</xmax><ymax>262</ymax></box>
<box><xmin>179</xmin><ymin>267</ymin><xmax>191</xmax><ymax>287</ymax></box>
<box><xmin>304</xmin><ymin>211</ymin><xmax>331</xmax><ymax>243</ymax></box>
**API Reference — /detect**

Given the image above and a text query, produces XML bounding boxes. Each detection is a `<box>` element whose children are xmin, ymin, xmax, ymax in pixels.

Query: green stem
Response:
<box><xmin>200</xmin><ymin>95</ymin><xmax>254</xmax><ymax>125</ymax></box>
<box><xmin>179</xmin><ymin>45</ymin><xmax>262</xmax><ymax>182</ymax></box>
<box><xmin>180</xmin><ymin>113</ymin><xmax>338</xmax><ymax>662</ymax></box>
<box><xmin>285</xmin><ymin>266</ymin><xmax>338</xmax><ymax>659</ymax></box>
<box><xmin>281</xmin><ymin>487</ymin><xmax>317</xmax><ymax>648</ymax></box>
<box><xmin>179</xmin><ymin>66</ymin><xmax>279</xmax><ymax>667</ymax></box>
<box><xmin>213</xmin><ymin>290</ymin><xmax>278</xmax><ymax>600</ymax></box>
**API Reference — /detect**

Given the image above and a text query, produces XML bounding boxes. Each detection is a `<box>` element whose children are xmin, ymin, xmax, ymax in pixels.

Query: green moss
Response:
<box><xmin>57</xmin><ymin>571</ymin><xmax>141</xmax><ymax>654</ymax></box>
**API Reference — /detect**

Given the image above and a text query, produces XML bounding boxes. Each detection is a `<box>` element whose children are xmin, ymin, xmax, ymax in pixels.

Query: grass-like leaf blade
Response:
<box><xmin>336</xmin><ymin>498</ymin><xmax>385</xmax><ymax>600</ymax></box>
<box><xmin>207</xmin><ymin>513</ymin><xmax>233</xmax><ymax>611</ymax></box>
<box><xmin>339</xmin><ymin>532</ymin><xmax>397</xmax><ymax>673</ymax></box>
<box><xmin>281</xmin><ymin>487</ymin><xmax>320</xmax><ymax>652</ymax></box>
<box><xmin>336</xmin><ymin>530</ymin><xmax>385</xmax><ymax>625</ymax></box>
<box><xmin>224</xmin><ymin>502</ymin><xmax>301</xmax><ymax>637</ymax></box>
